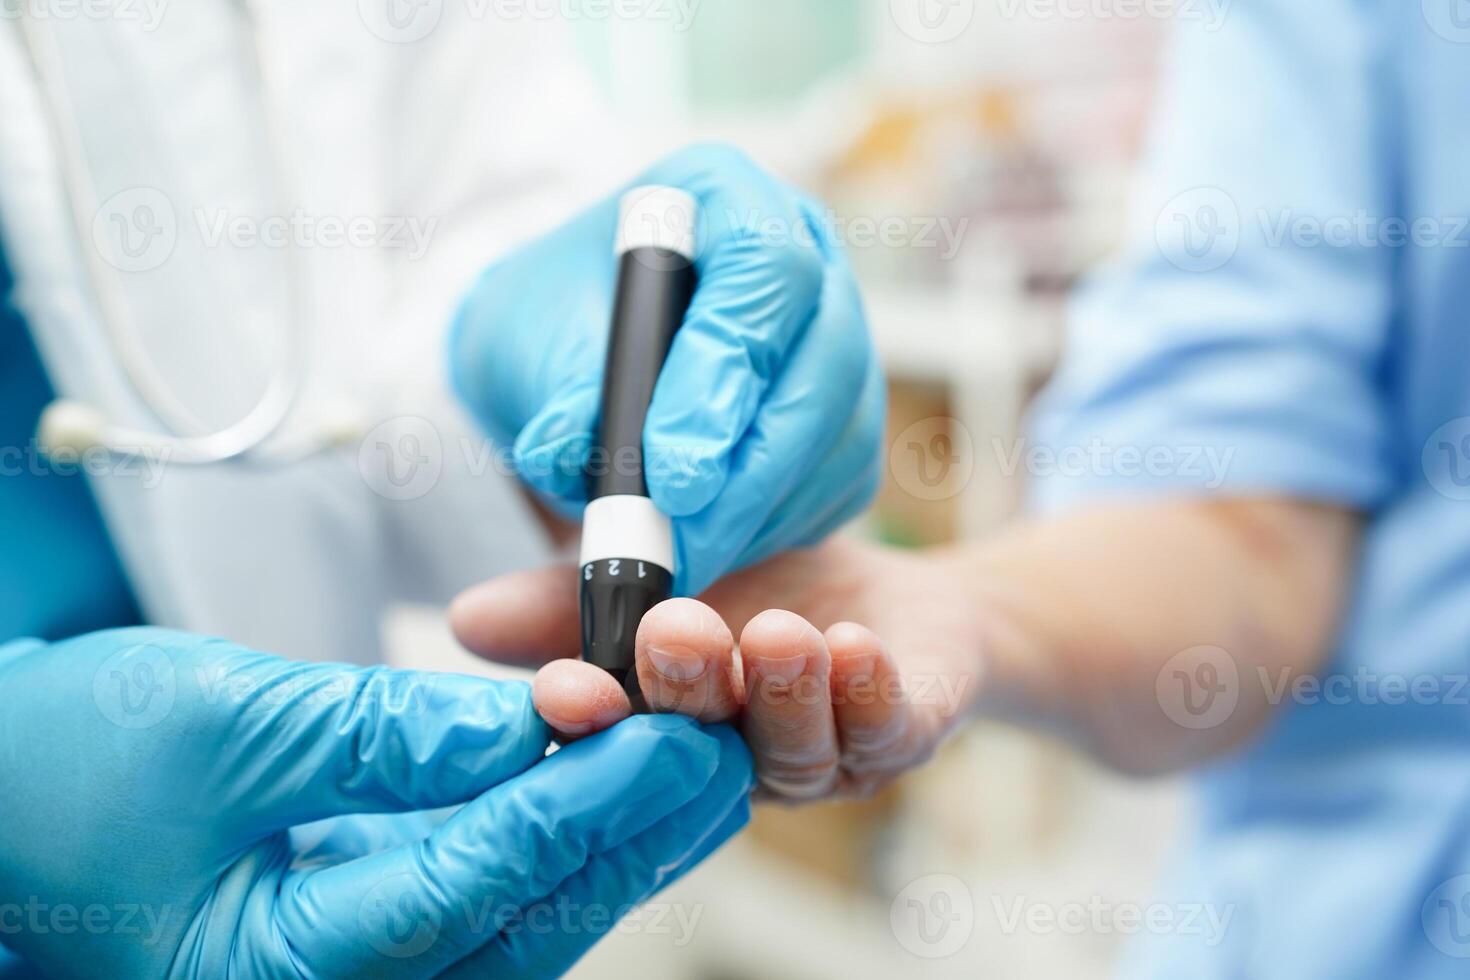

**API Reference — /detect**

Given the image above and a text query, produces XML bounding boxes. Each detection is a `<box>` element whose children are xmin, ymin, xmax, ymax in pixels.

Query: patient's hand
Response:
<box><xmin>451</xmin><ymin>539</ymin><xmax>985</xmax><ymax>803</ymax></box>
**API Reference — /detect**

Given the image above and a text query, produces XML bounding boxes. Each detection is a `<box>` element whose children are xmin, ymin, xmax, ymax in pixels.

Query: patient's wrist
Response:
<box><xmin>952</xmin><ymin>549</ymin><xmax>1070</xmax><ymax>739</ymax></box>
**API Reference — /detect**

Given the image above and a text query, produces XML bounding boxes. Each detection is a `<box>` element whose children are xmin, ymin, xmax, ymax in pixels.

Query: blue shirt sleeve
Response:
<box><xmin>0</xmin><ymin>237</ymin><xmax>141</xmax><ymax>641</ymax></box>
<box><xmin>1028</xmin><ymin>0</ymin><xmax>1399</xmax><ymax>513</ymax></box>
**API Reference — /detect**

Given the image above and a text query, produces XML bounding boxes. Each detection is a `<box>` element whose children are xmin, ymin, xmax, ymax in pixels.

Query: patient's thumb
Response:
<box><xmin>450</xmin><ymin>564</ymin><xmax>581</xmax><ymax>665</ymax></box>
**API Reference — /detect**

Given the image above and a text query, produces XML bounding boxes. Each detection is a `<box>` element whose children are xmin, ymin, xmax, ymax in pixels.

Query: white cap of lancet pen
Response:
<box><xmin>615</xmin><ymin>186</ymin><xmax>698</xmax><ymax>260</ymax></box>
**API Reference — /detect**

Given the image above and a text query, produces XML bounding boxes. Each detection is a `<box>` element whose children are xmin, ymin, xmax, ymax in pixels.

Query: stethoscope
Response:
<box><xmin>15</xmin><ymin>3</ymin><xmax>360</xmax><ymax>467</ymax></box>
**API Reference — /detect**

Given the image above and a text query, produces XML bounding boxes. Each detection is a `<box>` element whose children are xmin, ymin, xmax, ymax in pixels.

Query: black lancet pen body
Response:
<box><xmin>580</xmin><ymin>187</ymin><xmax>698</xmax><ymax>693</ymax></box>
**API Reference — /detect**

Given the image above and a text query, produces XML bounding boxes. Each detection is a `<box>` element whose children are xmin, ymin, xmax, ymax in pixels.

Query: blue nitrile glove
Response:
<box><xmin>0</xmin><ymin>628</ymin><xmax>753</xmax><ymax>979</ymax></box>
<box><xmin>450</xmin><ymin>144</ymin><xmax>886</xmax><ymax>597</ymax></box>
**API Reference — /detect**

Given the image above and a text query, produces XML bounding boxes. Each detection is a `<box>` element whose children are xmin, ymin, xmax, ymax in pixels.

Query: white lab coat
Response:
<box><xmin>0</xmin><ymin>2</ymin><xmax>620</xmax><ymax>663</ymax></box>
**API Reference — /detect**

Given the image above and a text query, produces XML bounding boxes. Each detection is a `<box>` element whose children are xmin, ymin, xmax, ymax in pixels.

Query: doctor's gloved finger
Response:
<box><xmin>203</xmin><ymin>653</ymin><xmax>550</xmax><ymax>831</ymax></box>
<box><xmin>634</xmin><ymin>599</ymin><xmax>741</xmax><ymax>723</ymax></box>
<box><xmin>533</xmin><ymin>659</ymin><xmax>633</xmax><ymax>740</ymax></box>
<box><xmin>639</xmin><ymin>150</ymin><xmax>828</xmax><ymax>519</ymax></box>
<box><xmin>670</xmin><ymin>266</ymin><xmax>876</xmax><ymax>597</ymax></box>
<box><xmin>512</xmin><ymin>380</ymin><xmax>600</xmax><ymax>507</ymax></box>
<box><xmin>437</xmin><ymin>724</ymin><xmax>754</xmax><ymax>980</ymax></box>
<box><xmin>730</xmin><ymin>360</ymin><xmax>887</xmax><ymax>574</ymax></box>
<box><xmin>0</xmin><ymin>638</ymin><xmax>46</xmax><ymax>673</ymax></box>
<box><xmin>276</xmin><ymin>715</ymin><xmax>723</xmax><ymax>978</ymax></box>
<box><xmin>451</xmin><ymin>564</ymin><xmax>582</xmax><ymax>666</ymax></box>
<box><xmin>739</xmin><ymin>611</ymin><xmax>841</xmax><ymax>801</ymax></box>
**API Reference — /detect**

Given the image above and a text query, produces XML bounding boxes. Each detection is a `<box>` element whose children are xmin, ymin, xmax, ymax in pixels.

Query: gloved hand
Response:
<box><xmin>450</xmin><ymin>143</ymin><xmax>886</xmax><ymax>597</ymax></box>
<box><xmin>0</xmin><ymin>628</ymin><xmax>753</xmax><ymax>979</ymax></box>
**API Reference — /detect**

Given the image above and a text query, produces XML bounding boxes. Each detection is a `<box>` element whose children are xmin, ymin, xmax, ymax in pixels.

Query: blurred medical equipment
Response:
<box><xmin>16</xmin><ymin>2</ymin><xmax>361</xmax><ymax>466</ymax></box>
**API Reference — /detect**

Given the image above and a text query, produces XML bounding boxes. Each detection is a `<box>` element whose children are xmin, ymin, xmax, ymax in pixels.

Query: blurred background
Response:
<box><xmin>397</xmin><ymin>2</ymin><xmax>1186</xmax><ymax>976</ymax></box>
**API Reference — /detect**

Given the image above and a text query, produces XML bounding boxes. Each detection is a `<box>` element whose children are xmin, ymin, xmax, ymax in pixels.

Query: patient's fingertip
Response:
<box><xmin>636</xmin><ymin>599</ymin><xmax>741</xmax><ymax>722</ymax></box>
<box><xmin>449</xmin><ymin>567</ymin><xmax>582</xmax><ymax>662</ymax></box>
<box><xmin>825</xmin><ymin>622</ymin><xmax>885</xmax><ymax>679</ymax></box>
<box><xmin>532</xmin><ymin>659</ymin><xmax>632</xmax><ymax>737</ymax></box>
<box><xmin>826</xmin><ymin>620</ymin><xmax>881</xmax><ymax>652</ymax></box>
<box><xmin>638</xmin><ymin>598</ymin><xmax>734</xmax><ymax>655</ymax></box>
<box><xmin>740</xmin><ymin>609</ymin><xmax>828</xmax><ymax>678</ymax></box>
<box><xmin>447</xmin><ymin>585</ymin><xmax>491</xmax><ymax>643</ymax></box>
